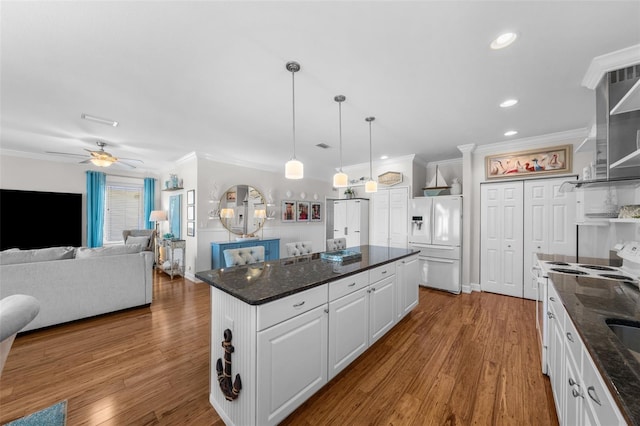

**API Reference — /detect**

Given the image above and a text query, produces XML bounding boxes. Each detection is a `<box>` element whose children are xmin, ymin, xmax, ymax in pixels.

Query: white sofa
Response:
<box><xmin>0</xmin><ymin>245</ymin><xmax>153</xmax><ymax>332</ymax></box>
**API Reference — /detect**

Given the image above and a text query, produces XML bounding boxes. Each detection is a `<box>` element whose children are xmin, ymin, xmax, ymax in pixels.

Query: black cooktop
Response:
<box><xmin>550</xmin><ymin>268</ymin><xmax>588</xmax><ymax>276</ymax></box>
<box><xmin>579</xmin><ymin>264</ymin><xmax>616</xmax><ymax>271</ymax></box>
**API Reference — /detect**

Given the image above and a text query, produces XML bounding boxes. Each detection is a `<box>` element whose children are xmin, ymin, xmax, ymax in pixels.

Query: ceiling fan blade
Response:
<box><xmin>113</xmin><ymin>160</ymin><xmax>136</xmax><ymax>169</ymax></box>
<box><xmin>79</xmin><ymin>159</ymin><xmax>92</xmax><ymax>164</ymax></box>
<box><xmin>118</xmin><ymin>157</ymin><xmax>144</xmax><ymax>164</ymax></box>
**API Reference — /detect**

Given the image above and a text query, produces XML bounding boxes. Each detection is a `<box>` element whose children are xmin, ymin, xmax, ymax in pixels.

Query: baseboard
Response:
<box><xmin>470</xmin><ymin>282</ymin><xmax>481</xmax><ymax>292</ymax></box>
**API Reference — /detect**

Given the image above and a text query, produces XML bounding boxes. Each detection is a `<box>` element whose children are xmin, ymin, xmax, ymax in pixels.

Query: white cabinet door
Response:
<box><xmin>564</xmin><ymin>349</ymin><xmax>582</xmax><ymax>426</ymax></box>
<box><xmin>328</xmin><ymin>287</ymin><xmax>369</xmax><ymax>380</ymax></box>
<box><xmin>333</xmin><ymin>201</ymin><xmax>348</xmax><ymax>240</ymax></box>
<box><xmin>371</xmin><ymin>191</ymin><xmax>390</xmax><ymax>246</ymax></box>
<box><xmin>523</xmin><ymin>178</ymin><xmax>576</xmax><ymax>300</ymax></box>
<box><xmin>549</xmin><ymin>307</ymin><xmax>565</xmax><ymax>424</ymax></box>
<box><xmin>480</xmin><ymin>181</ymin><xmax>524</xmax><ymax>297</ymax></box>
<box><xmin>396</xmin><ymin>255</ymin><xmax>419</xmax><ymax>320</ymax></box>
<box><xmin>388</xmin><ymin>188</ymin><xmax>408</xmax><ymax>248</ymax></box>
<box><xmin>369</xmin><ymin>275</ymin><xmax>396</xmax><ymax>344</ymax></box>
<box><xmin>257</xmin><ymin>304</ymin><xmax>328</xmax><ymax>426</ymax></box>
<box><xmin>346</xmin><ymin>200</ymin><xmax>363</xmax><ymax>247</ymax></box>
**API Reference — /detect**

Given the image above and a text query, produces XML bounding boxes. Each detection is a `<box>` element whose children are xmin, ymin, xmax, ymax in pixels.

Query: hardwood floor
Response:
<box><xmin>0</xmin><ymin>272</ymin><xmax>557</xmax><ymax>425</ymax></box>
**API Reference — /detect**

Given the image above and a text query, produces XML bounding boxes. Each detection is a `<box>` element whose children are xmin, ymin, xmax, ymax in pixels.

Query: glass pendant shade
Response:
<box><xmin>333</xmin><ymin>171</ymin><xmax>348</xmax><ymax>188</ymax></box>
<box><xmin>285</xmin><ymin>158</ymin><xmax>304</xmax><ymax>180</ymax></box>
<box><xmin>365</xmin><ymin>179</ymin><xmax>378</xmax><ymax>193</ymax></box>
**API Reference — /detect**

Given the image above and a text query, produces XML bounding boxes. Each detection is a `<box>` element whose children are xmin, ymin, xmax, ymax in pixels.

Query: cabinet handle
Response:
<box><xmin>382</xmin><ymin>271</ymin><xmax>387</xmax><ymax>274</ymax></box>
<box><xmin>537</xmin><ymin>245</ymin><xmax>541</xmax><ymax>249</ymax></box>
<box><xmin>566</xmin><ymin>332</ymin><xmax>574</xmax><ymax>343</ymax></box>
<box><xmin>587</xmin><ymin>386</ymin><xmax>602</xmax><ymax>406</ymax></box>
<box><xmin>507</xmin><ymin>245</ymin><xmax>512</xmax><ymax>248</ymax></box>
<box><xmin>371</xmin><ymin>287</ymin><xmax>376</xmax><ymax>292</ymax></box>
<box><xmin>572</xmin><ymin>388</ymin><xmax>583</xmax><ymax>398</ymax></box>
<box><xmin>550</xmin><ymin>297</ymin><xmax>556</xmax><ymax>302</ymax></box>
<box><xmin>324</xmin><ymin>308</ymin><xmax>329</xmax><ymax>314</ymax></box>
<box><xmin>348</xmin><ymin>282</ymin><xmax>356</xmax><ymax>287</ymax></box>
<box><xmin>345</xmin><ymin>227</ymin><xmax>348</xmax><ymax>235</ymax></box>
<box><xmin>547</xmin><ymin>312</ymin><xmax>555</xmax><ymax>319</ymax></box>
<box><xmin>568</xmin><ymin>378</ymin><xmax>577</xmax><ymax>386</ymax></box>
<box><xmin>293</xmin><ymin>301</ymin><xmax>305</xmax><ymax>308</ymax></box>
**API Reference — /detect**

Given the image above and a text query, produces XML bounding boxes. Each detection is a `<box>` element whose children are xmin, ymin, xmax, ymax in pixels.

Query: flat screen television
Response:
<box><xmin>0</xmin><ymin>189</ymin><xmax>82</xmax><ymax>250</ymax></box>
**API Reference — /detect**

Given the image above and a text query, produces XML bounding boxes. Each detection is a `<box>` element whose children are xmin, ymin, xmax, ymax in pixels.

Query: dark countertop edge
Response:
<box><xmin>547</xmin><ymin>273</ymin><xmax>640</xmax><ymax>426</ymax></box>
<box><xmin>195</xmin><ymin>250</ymin><xmax>418</xmax><ymax>306</ymax></box>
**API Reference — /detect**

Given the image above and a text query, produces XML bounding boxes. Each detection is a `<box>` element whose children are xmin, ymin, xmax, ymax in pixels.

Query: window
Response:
<box><xmin>103</xmin><ymin>177</ymin><xmax>145</xmax><ymax>244</ymax></box>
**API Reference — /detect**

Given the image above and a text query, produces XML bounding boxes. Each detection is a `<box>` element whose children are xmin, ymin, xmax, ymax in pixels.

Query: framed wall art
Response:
<box><xmin>282</xmin><ymin>200</ymin><xmax>296</xmax><ymax>222</ymax></box>
<box><xmin>310</xmin><ymin>202</ymin><xmax>322</xmax><ymax>222</ymax></box>
<box><xmin>485</xmin><ymin>144</ymin><xmax>572</xmax><ymax>180</ymax></box>
<box><xmin>187</xmin><ymin>189</ymin><xmax>195</xmax><ymax>205</ymax></box>
<box><xmin>187</xmin><ymin>205</ymin><xmax>195</xmax><ymax>221</ymax></box>
<box><xmin>187</xmin><ymin>221</ymin><xmax>195</xmax><ymax>237</ymax></box>
<box><xmin>297</xmin><ymin>201</ymin><xmax>310</xmax><ymax>222</ymax></box>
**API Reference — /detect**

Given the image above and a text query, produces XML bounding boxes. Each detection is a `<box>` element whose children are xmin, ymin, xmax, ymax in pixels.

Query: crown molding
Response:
<box><xmin>426</xmin><ymin>157</ymin><xmax>463</xmax><ymax>168</ymax></box>
<box><xmin>582</xmin><ymin>44</ymin><xmax>640</xmax><ymax>89</ymax></box>
<box><xmin>457</xmin><ymin>143</ymin><xmax>476</xmax><ymax>154</ymax></box>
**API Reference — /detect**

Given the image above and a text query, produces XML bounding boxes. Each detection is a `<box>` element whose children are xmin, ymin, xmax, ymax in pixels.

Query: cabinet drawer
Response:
<box><xmin>258</xmin><ymin>285</ymin><xmax>328</xmax><ymax>331</ymax></box>
<box><xmin>548</xmin><ymin>283</ymin><xmax>564</xmax><ymax>329</ymax></box>
<box><xmin>369</xmin><ymin>263</ymin><xmax>396</xmax><ymax>283</ymax></box>
<box><xmin>582</xmin><ymin>348</ymin><xmax>625</xmax><ymax>425</ymax></box>
<box><xmin>328</xmin><ymin>271</ymin><xmax>368</xmax><ymax>302</ymax></box>
<box><xmin>564</xmin><ymin>314</ymin><xmax>582</xmax><ymax>368</ymax></box>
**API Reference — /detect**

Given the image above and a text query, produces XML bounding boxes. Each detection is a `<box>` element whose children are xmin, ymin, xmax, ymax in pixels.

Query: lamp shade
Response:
<box><xmin>220</xmin><ymin>208</ymin><xmax>235</xmax><ymax>219</ymax></box>
<box><xmin>254</xmin><ymin>209</ymin><xmax>267</xmax><ymax>219</ymax></box>
<box><xmin>365</xmin><ymin>180</ymin><xmax>378</xmax><ymax>193</ymax></box>
<box><xmin>149</xmin><ymin>210</ymin><xmax>168</xmax><ymax>222</ymax></box>
<box><xmin>90</xmin><ymin>157</ymin><xmax>116</xmax><ymax>167</ymax></box>
<box><xmin>285</xmin><ymin>159</ymin><xmax>304</xmax><ymax>180</ymax></box>
<box><xmin>333</xmin><ymin>171</ymin><xmax>348</xmax><ymax>188</ymax></box>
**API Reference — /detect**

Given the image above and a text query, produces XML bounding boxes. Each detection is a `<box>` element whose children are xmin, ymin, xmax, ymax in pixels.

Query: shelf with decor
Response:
<box><xmin>162</xmin><ymin>187</ymin><xmax>184</xmax><ymax>192</ymax></box>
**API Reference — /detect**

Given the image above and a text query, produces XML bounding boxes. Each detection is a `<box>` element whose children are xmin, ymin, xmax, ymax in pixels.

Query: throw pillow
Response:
<box><xmin>126</xmin><ymin>236</ymin><xmax>150</xmax><ymax>248</ymax></box>
<box><xmin>75</xmin><ymin>244</ymin><xmax>142</xmax><ymax>259</ymax></box>
<box><xmin>0</xmin><ymin>246</ymin><xmax>76</xmax><ymax>265</ymax></box>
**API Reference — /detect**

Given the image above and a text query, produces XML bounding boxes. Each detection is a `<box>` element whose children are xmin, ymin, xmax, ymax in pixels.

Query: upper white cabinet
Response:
<box><xmin>333</xmin><ymin>199</ymin><xmax>369</xmax><ymax>248</ymax></box>
<box><xmin>370</xmin><ymin>187</ymin><xmax>408</xmax><ymax>248</ymax></box>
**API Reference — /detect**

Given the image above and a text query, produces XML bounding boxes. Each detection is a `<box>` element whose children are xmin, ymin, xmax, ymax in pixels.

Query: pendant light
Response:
<box><xmin>285</xmin><ymin>61</ymin><xmax>303</xmax><ymax>179</ymax></box>
<box><xmin>365</xmin><ymin>116</ymin><xmax>378</xmax><ymax>193</ymax></box>
<box><xmin>332</xmin><ymin>95</ymin><xmax>348</xmax><ymax>188</ymax></box>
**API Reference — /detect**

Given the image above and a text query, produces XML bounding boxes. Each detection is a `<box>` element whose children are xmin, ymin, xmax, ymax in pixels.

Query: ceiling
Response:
<box><xmin>2</xmin><ymin>1</ymin><xmax>640</xmax><ymax>181</ymax></box>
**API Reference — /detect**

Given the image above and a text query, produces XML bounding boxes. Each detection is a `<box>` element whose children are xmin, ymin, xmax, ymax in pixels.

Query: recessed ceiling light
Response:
<box><xmin>81</xmin><ymin>113</ymin><xmax>118</xmax><ymax>127</ymax></box>
<box><xmin>504</xmin><ymin>130</ymin><xmax>518</xmax><ymax>136</ymax></box>
<box><xmin>380</xmin><ymin>155</ymin><xmax>388</xmax><ymax>160</ymax></box>
<box><xmin>500</xmin><ymin>99</ymin><xmax>518</xmax><ymax>108</ymax></box>
<box><xmin>490</xmin><ymin>32</ymin><xmax>517</xmax><ymax>50</ymax></box>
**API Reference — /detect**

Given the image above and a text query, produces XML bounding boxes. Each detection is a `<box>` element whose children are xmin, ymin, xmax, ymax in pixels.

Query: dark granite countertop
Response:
<box><xmin>195</xmin><ymin>245</ymin><xmax>417</xmax><ymax>305</ymax></box>
<box><xmin>538</xmin><ymin>253</ymin><xmax>640</xmax><ymax>426</ymax></box>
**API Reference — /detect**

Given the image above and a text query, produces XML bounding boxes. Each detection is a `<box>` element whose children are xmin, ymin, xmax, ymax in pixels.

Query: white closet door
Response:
<box><xmin>371</xmin><ymin>191</ymin><xmax>390</xmax><ymax>246</ymax></box>
<box><xmin>388</xmin><ymin>188</ymin><xmax>408</xmax><ymax>248</ymax></box>
<box><xmin>333</xmin><ymin>201</ymin><xmax>348</xmax><ymax>240</ymax></box>
<box><xmin>523</xmin><ymin>177</ymin><xmax>576</xmax><ymax>300</ymax></box>
<box><xmin>481</xmin><ymin>181</ymin><xmax>524</xmax><ymax>298</ymax></box>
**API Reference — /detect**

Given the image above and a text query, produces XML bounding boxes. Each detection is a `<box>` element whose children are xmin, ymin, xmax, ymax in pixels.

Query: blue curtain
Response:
<box><xmin>86</xmin><ymin>171</ymin><xmax>106</xmax><ymax>248</ymax></box>
<box><xmin>144</xmin><ymin>178</ymin><xmax>156</xmax><ymax>229</ymax></box>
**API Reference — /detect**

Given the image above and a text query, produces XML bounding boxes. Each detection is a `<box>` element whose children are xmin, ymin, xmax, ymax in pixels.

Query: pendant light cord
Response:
<box><xmin>368</xmin><ymin>120</ymin><xmax>373</xmax><ymax>179</ymax></box>
<box><xmin>338</xmin><ymin>101</ymin><xmax>343</xmax><ymax>171</ymax></box>
<box><xmin>291</xmin><ymin>69</ymin><xmax>296</xmax><ymax>159</ymax></box>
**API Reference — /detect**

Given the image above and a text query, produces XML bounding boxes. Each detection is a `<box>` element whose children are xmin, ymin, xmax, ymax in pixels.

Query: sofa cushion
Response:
<box><xmin>0</xmin><ymin>247</ymin><xmax>76</xmax><ymax>265</ymax></box>
<box><xmin>75</xmin><ymin>244</ymin><xmax>142</xmax><ymax>259</ymax></box>
<box><xmin>126</xmin><ymin>236</ymin><xmax>150</xmax><ymax>247</ymax></box>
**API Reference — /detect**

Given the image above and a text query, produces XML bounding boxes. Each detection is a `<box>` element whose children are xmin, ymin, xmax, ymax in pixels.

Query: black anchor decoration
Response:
<box><xmin>216</xmin><ymin>328</ymin><xmax>242</xmax><ymax>401</ymax></box>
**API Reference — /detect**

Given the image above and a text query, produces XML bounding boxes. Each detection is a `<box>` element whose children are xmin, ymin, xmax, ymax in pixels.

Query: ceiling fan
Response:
<box><xmin>46</xmin><ymin>141</ymin><xmax>144</xmax><ymax>169</ymax></box>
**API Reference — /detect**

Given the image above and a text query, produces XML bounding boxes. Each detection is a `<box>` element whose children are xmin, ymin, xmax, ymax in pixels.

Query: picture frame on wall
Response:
<box><xmin>187</xmin><ymin>189</ymin><xmax>195</xmax><ymax>205</ymax></box>
<box><xmin>187</xmin><ymin>205</ymin><xmax>195</xmax><ymax>221</ymax></box>
<box><xmin>187</xmin><ymin>221</ymin><xmax>195</xmax><ymax>237</ymax></box>
<box><xmin>282</xmin><ymin>200</ymin><xmax>296</xmax><ymax>222</ymax></box>
<box><xmin>297</xmin><ymin>201</ymin><xmax>310</xmax><ymax>222</ymax></box>
<box><xmin>485</xmin><ymin>144</ymin><xmax>572</xmax><ymax>180</ymax></box>
<box><xmin>310</xmin><ymin>202</ymin><xmax>322</xmax><ymax>222</ymax></box>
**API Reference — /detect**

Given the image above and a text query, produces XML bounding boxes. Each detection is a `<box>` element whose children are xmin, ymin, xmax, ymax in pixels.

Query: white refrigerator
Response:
<box><xmin>408</xmin><ymin>195</ymin><xmax>462</xmax><ymax>294</ymax></box>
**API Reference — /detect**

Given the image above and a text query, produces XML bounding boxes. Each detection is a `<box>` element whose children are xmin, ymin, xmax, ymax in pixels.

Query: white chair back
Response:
<box><xmin>223</xmin><ymin>246</ymin><xmax>265</xmax><ymax>267</ymax></box>
<box><xmin>326</xmin><ymin>238</ymin><xmax>347</xmax><ymax>251</ymax></box>
<box><xmin>0</xmin><ymin>294</ymin><xmax>40</xmax><ymax>376</ymax></box>
<box><xmin>285</xmin><ymin>241</ymin><xmax>313</xmax><ymax>257</ymax></box>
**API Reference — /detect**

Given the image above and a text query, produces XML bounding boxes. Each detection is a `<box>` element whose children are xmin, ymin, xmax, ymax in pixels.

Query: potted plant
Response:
<box><xmin>344</xmin><ymin>187</ymin><xmax>355</xmax><ymax>199</ymax></box>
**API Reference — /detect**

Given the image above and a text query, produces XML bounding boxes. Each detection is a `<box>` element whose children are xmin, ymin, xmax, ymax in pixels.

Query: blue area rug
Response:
<box><xmin>3</xmin><ymin>400</ymin><xmax>66</xmax><ymax>426</ymax></box>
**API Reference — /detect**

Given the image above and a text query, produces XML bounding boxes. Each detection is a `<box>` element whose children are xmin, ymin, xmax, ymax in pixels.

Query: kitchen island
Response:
<box><xmin>537</xmin><ymin>254</ymin><xmax>640</xmax><ymax>426</ymax></box>
<box><xmin>196</xmin><ymin>245</ymin><xmax>419</xmax><ymax>426</ymax></box>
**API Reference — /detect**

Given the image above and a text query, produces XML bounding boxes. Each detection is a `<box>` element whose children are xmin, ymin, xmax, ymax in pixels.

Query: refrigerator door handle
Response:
<box><xmin>410</xmin><ymin>243</ymin><xmax>455</xmax><ymax>251</ymax></box>
<box><xmin>420</xmin><ymin>256</ymin><xmax>455</xmax><ymax>264</ymax></box>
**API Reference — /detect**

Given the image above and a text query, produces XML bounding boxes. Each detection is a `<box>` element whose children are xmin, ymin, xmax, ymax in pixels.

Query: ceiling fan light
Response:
<box><xmin>365</xmin><ymin>179</ymin><xmax>378</xmax><ymax>193</ymax></box>
<box><xmin>285</xmin><ymin>158</ymin><xmax>304</xmax><ymax>179</ymax></box>
<box><xmin>333</xmin><ymin>171</ymin><xmax>348</xmax><ymax>188</ymax></box>
<box><xmin>90</xmin><ymin>157</ymin><xmax>115</xmax><ymax>167</ymax></box>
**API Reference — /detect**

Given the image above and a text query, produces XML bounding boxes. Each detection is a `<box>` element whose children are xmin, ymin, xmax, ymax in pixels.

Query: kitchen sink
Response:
<box><xmin>606</xmin><ymin>319</ymin><xmax>640</xmax><ymax>363</ymax></box>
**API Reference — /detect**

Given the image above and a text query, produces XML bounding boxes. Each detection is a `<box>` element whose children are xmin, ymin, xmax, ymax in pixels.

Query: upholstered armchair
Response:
<box><xmin>0</xmin><ymin>294</ymin><xmax>40</xmax><ymax>376</ymax></box>
<box><xmin>122</xmin><ymin>229</ymin><xmax>156</xmax><ymax>251</ymax></box>
<box><xmin>326</xmin><ymin>238</ymin><xmax>347</xmax><ymax>251</ymax></box>
<box><xmin>223</xmin><ymin>246</ymin><xmax>265</xmax><ymax>267</ymax></box>
<box><xmin>285</xmin><ymin>241</ymin><xmax>313</xmax><ymax>257</ymax></box>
